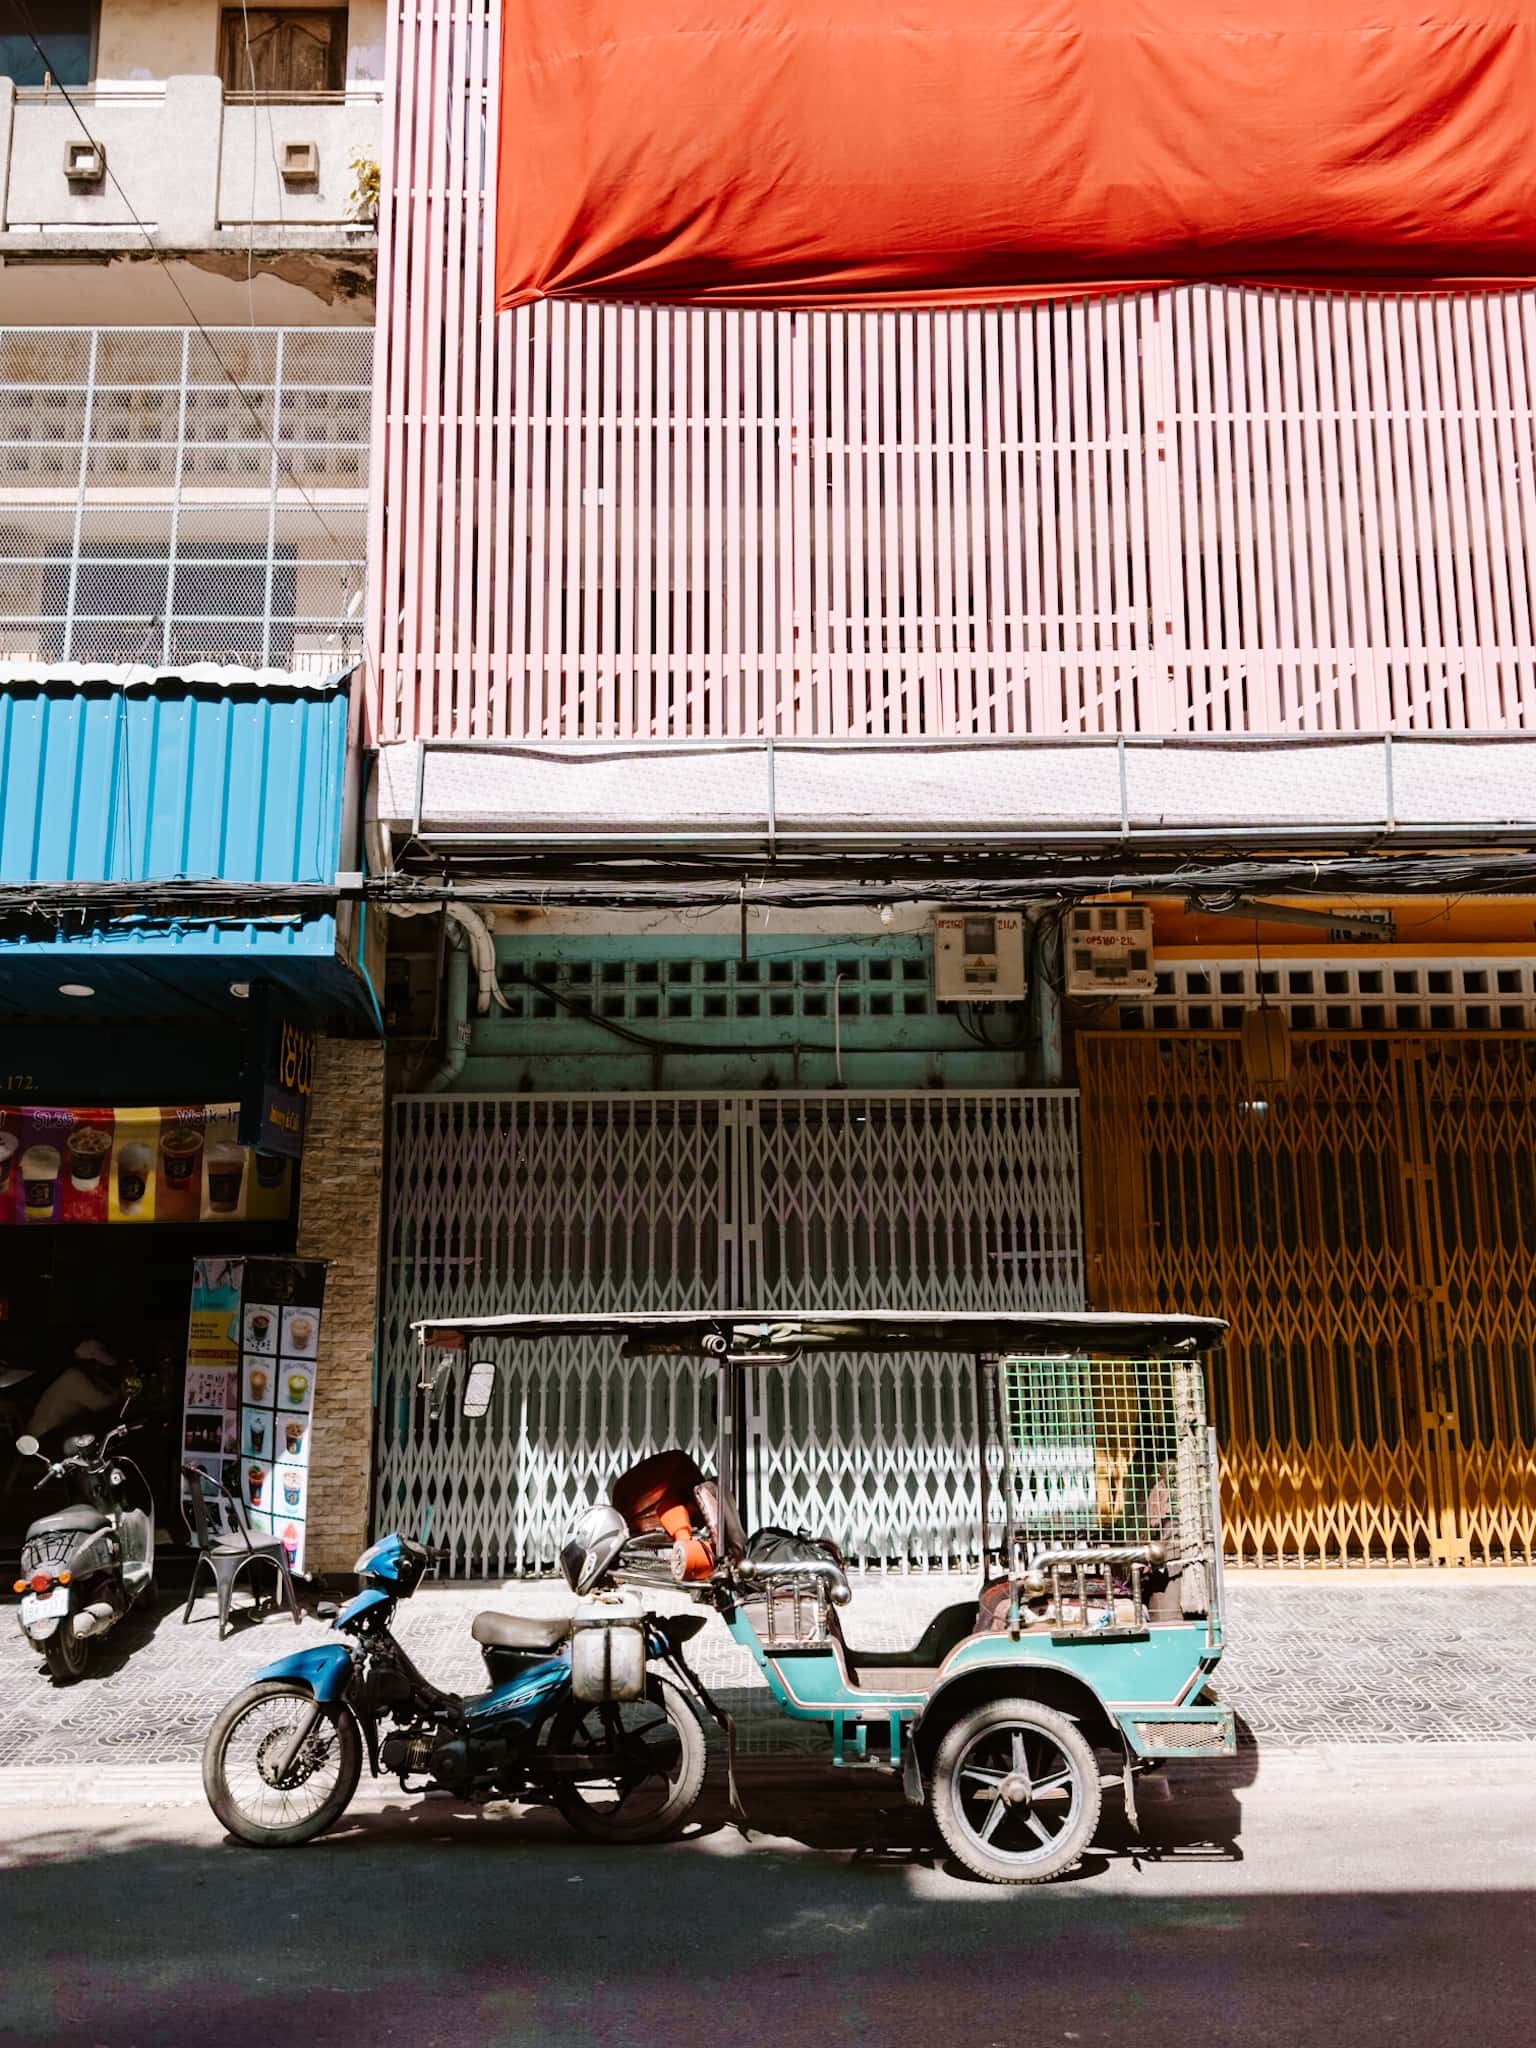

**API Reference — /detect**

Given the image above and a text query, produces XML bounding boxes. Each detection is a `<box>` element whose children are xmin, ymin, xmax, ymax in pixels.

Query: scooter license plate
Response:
<box><xmin>21</xmin><ymin>1588</ymin><xmax>68</xmax><ymax>1627</ymax></box>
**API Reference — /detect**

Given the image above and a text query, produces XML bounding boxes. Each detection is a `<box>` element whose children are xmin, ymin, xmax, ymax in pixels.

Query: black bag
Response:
<box><xmin>742</xmin><ymin>1525</ymin><xmax>844</xmax><ymax>1570</ymax></box>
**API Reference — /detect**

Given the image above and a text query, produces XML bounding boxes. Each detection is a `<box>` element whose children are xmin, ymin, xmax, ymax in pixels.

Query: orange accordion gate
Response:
<box><xmin>1079</xmin><ymin>1033</ymin><xmax>1536</xmax><ymax>1566</ymax></box>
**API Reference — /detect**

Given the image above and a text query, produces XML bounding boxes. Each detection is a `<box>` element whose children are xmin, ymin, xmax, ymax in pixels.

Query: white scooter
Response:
<box><xmin>12</xmin><ymin>1417</ymin><xmax>156</xmax><ymax>1682</ymax></box>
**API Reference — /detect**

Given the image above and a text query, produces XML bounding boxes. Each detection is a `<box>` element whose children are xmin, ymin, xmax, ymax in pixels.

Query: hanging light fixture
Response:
<box><xmin>1240</xmin><ymin>920</ymin><xmax>1291</xmax><ymax>1091</ymax></box>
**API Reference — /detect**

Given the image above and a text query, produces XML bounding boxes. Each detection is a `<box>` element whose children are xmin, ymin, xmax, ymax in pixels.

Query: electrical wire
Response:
<box><xmin>13</xmin><ymin>0</ymin><xmax>349</xmax><ymax>556</ymax></box>
<box><xmin>10</xmin><ymin>843</ymin><xmax>1536</xmax><ymax>921</ymax></box>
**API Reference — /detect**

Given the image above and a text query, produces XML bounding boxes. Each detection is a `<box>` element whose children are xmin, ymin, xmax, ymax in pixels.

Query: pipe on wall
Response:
<box><xmin>390</xmin><ymin>900</ymin><xmax>511</xmax><ymax>1016</ymax></box>
<box><xmin>423</xmin><ymin>923</ymin><xmax>471</xmax><ymax>1092</ymax></box>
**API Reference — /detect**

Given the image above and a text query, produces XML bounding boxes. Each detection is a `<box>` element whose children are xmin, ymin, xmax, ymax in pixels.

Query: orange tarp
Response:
<box><xmin>495</xmin><ymin>2</ymin><xmax>1536</xmax><ymax>310</ymax></box>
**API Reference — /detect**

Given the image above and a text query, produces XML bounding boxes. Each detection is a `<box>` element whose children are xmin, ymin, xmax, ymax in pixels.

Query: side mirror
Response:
<box><xmin>15</xmin><ymin>1434</ymin><xmax>39</xmax><ymax>1459</ymax></box>
<box><xmin>462</xmin><ymin>1360</ymin><xmax>496</xmax><ymax>1420</ymax></box>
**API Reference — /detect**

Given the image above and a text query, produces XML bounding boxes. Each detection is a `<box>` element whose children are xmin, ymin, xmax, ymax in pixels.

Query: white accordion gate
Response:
<box><xmin>375</xmin><ymin>1090</ymin><xmax>1082</xmax><ymax>1575</ymax></box>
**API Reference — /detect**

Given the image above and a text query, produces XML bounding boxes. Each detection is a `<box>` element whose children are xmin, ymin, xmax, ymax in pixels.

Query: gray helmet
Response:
<box><xmin>559</xmin><ymin>1503</ymin><xmax>630</xmax><ymax>1596</ymax></box>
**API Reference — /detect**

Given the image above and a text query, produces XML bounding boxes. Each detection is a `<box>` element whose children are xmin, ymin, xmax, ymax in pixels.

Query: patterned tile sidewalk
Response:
<box><xmin>1</xmin><ymin>1574</ymin><xmax>1532</xmax><ymax>1789</ymax></box>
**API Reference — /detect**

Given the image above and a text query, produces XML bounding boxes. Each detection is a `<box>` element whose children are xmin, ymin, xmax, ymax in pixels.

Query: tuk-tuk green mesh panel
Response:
<box><xmin>1001</xmin><ymin>1357</ymin><xmax>1210</xmax><ymax>1559</ymax></box>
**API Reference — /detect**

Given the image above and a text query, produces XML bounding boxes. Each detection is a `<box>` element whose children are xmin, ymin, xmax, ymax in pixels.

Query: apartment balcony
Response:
<box><xmin>0</xmin><ymin>325</ymin><xmax>368</xmax><ymax>673</ymax></box>
<box><xmin>0</xmin><ymin>77</ymin><xmax>378</xmax><ymax>317</ymax></box>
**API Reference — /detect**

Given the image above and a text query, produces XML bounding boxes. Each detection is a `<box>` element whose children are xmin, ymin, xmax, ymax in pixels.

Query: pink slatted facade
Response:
<box><xmin>369</xmin><ymin>2</ymin><xmax>1536</xmax><ymax>743</ymax></box>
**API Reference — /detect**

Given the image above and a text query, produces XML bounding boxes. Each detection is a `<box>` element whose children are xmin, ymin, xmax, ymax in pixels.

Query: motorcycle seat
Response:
<box><xmin>471</xmin><ymin>1610</ymin><xmax>572</xmax><ymax>1653</ymax></box>
<box><xmin>28</xmin><ymin>1506</ymin><xmax>109</xmax><ymax>1537</ymax></box>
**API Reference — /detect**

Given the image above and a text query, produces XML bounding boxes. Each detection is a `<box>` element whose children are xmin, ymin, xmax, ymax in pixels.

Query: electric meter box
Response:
<box><xmin>1065</xmin><ymin>904</ymin><xmax>1156</xmax><ymax>995</ymax></box>
<box><xmin>932</xmin><ymin>912</ymin><xmax>1027</xmax><ymax>1003</ymax></box>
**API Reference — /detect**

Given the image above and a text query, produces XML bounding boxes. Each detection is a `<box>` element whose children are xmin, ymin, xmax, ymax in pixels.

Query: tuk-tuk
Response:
<box><xmin>416</xmin><ymin>1308</ymin><xmax>1234</xmax><ymax>1885</ymax></box>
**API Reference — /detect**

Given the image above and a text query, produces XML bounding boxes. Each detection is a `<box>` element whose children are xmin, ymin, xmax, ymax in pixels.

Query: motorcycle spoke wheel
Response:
<box><xmin>547</xmin><ymin>1678</ymin><xmax>706</xmax><ymax>1845</ymax></box>
<box><xmin>204</xmin><ymin>1682</ymin><xmax>361</xmax><ymax>1848</ymax></box>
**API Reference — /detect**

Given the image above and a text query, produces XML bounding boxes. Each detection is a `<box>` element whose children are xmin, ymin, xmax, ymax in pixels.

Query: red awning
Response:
<box><xmin>496</xmin><ymin>1</ymin><xmax>1536</xmax><ymax>310</ymax></box>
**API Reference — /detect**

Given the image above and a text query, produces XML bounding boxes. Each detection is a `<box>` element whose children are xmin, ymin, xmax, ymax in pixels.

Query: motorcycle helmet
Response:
<box><xmin>559</xmin><ymin>1503</ymin><xmax>630</xmax><ymax>1595</ymax></box>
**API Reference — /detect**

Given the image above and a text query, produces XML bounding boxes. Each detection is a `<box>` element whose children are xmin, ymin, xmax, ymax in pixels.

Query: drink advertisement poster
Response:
<box><xmin>0</xmin><ymin>1103</ymin><xmax>294</xmax><ymax>1225</ymax></box>
<box><xmin>237</xmin><ymin>1257</ymin><xmax>326</xmax><ymax>1575</ymax></box>
<box><xmin>181</xmin><ymin>1260</ymin><xmax>244</xmax><ymax>1528</ymax></box>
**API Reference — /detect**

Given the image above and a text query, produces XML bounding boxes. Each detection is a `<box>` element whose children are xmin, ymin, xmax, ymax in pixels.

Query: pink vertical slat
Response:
<box><xmin>437</xmin><ymin>0</ymin><xmax>467</xmax><ymax>734</ymax></box>
<box><xmin>1450</xmin><ymin>298</ymin><xmax>1504</xmax><ymax>726</ymax></box>
<box><xmin>740</xmin><ymin>312</ymin><xmax>762</xmax><ymax>733</ymax></box>
<box><xmin>1417</xmin><ymin>298</ymin><xmax>1472</xmax><ymax>726</ymax></box>
<box><xmin>794</xmin><ymin>315</ymin><xmax>819</xmax><ymax>733</ymax></box>
<box><xmin>1141</xmin><ymin>294</ymin><xmax>1178</xmax><ymax>732</ymax></box>
<box><xmin>1486</xmin><ymin>296</ymin><xmax>1536</xmax><ymax>722</ymax></box>
<box><xmin>364</xmin><ymin>0</ymin><xmax>406</xmax><ymax>743</ymax></box>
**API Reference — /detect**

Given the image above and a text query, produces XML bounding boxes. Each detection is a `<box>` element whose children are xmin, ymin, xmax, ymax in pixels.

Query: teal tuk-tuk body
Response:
<box><xmin>414</xmin><ymin>1309</ymin><xmax>1234</xmax><ymax>1885</ymax></box>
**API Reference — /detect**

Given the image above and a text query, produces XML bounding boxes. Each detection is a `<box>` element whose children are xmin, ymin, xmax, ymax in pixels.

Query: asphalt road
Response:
<box><xmin>2</xmin><ymin>1745</ymin><xmax>1533</xmax><ymax>2048</ymax></box>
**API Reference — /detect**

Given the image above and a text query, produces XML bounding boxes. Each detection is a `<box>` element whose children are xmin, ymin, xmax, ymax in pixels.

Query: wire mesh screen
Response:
<box><xmin>1002</xmin><ymin>1357</ymin><xmax>1211</xmax><ymax>1564</ymax></box>
<box><xmin>0</xmin><ymin>327</ymin><xmax>367</xmax><ymax>671</ymax></box>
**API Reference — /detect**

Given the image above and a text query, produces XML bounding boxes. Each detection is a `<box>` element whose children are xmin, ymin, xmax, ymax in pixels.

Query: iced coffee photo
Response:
<box><xmin>160</xmin><ymin>1124</ymin><xmax>204</xmax><ymax>1189</ymax></box>
<box><xmin>243</xmin><ymin>1303</ymin><xmax>279</xmax><ymax>1355</ymax></box>
<box><xmin>21</xmin><ymin>1144</ymin><xmax>61</xmax><ymax>1221</ymax></box>
<box><xmin>244</xmin><ymin>1361</ymin><xmax>274</xmax><ymax>1408</ymax></box>
<box><xmin>114</xmin><ymin>1141</ymin><xmax>154</xmax><ymax>1217</ymax></box>
<box><xmin>66</xmin><ymin>1121</ymin><xmax>113</xmax><ymax>1193</ymax></box>
<box><xmin>204</xmin><ymin>1142</ymin><xmax>246</xmax><ymax>1215</ymax></box>
<box><xmin>281</xmin><ymin>1307</ymin><xmax>318</xmax><ymax>1357</ymax></box>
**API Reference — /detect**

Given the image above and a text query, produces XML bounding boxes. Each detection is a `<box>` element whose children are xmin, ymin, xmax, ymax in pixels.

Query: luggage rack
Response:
<box><xmin>738</xmin><ymin>1561</ymin><xmax>848</xmax><ymax>1650</ymax></box>
<box><xmin>1020</xmin><ymin>1542</ymin><xmax>1165</xmax><ymax>1638</ymax></box>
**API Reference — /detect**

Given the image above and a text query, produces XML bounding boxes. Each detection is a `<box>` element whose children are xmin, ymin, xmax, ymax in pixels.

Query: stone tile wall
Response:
<box><xmin>297</xmin><ymin>1034</ymin><xmax>385</xmax><ymax>1576</ymax></box>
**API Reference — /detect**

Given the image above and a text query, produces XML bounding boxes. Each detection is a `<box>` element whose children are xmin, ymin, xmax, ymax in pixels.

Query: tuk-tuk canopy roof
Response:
<box><xmin>415</xmin><ymin>1310</ymin><xmax>1227</xmax><ymax>1362</ymax></box>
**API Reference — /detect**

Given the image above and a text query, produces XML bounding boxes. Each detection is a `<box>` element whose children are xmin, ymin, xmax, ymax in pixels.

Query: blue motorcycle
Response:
<box><xmin>201</xmin><ymin>1517</ymin><xmax>711</xmax><ymax>1849</ymax></box>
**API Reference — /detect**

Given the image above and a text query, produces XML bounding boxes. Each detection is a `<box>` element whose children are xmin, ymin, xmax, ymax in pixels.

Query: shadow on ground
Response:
<box><xmin>18</xmin><ymin>1736</ymin><xmax>1521</xmax><ymax>2048</ymax></box>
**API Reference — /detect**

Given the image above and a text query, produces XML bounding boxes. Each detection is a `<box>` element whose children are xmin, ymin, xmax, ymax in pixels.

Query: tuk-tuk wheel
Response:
<box><xmin>930</xmin><ymin>1696</ymin><xmax>1100</xmax><ymax>1885</ymax></box>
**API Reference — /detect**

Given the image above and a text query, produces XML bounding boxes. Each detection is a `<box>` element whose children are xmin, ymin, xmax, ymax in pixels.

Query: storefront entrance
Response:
<box><xmin>0</xmin><ymin>1219</ymin><xmax>297</xmax><ymax>1554</ymax></box>
<box><xmin>376</xmin><ymin>1089</ymin><xmax>1083</xmax><ymax>1575</ymax></box>
<box><xmin>1080</xmin><ymin>1032</ymin><xmax>1536</xmax><ymax>1566</ymax></box>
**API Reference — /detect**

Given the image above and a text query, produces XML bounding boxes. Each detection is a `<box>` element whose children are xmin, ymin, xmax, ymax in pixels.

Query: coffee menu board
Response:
<box><xmin>182</xmin><ymin>1257</ymin><xmax>325</xmax><ymax>1573</ymax></box>
<box><xmin>0</xmin><ymin>1103</ymin><xmax>294</xmax><ymax>1224</ymax></box>
<box><xmin>237</xmin><ymin>1257</ymin><xmax>325</xmax><ymax>1574</ymax></box>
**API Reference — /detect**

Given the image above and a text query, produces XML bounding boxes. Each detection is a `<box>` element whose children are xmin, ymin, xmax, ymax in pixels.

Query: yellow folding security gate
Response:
<box><xmin>1079</xmin><ymin>1033</ymin><xmax>1536</xmax><ymax>1566</ymax></box>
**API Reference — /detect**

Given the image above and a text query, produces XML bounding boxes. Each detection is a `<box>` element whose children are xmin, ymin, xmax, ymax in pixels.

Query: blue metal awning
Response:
<box><xmin>0</xmin><ymin>666</ymin><xmax>367</xmax><ymax>1021</ymax></box>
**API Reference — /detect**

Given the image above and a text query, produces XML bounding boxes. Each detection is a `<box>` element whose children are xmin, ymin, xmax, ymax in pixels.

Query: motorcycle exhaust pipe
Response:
<box><xmin>71</xmin><ymin>1602</ymin><xmax>116</xmax><ymax>1638</ymax></box>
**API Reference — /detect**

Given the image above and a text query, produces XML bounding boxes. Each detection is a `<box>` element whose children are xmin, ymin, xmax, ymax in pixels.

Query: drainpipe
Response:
<box><xmin>424</xmin><ymin>922</ymin><xmax>471</xmax><ymax>1092</ymax></box>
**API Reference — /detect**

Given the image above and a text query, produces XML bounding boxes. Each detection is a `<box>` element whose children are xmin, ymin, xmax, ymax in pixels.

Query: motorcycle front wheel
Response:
<box><xmin>203</xmin><ymin>1680</ymin><xmax>362</xmax><ymax>1847</ymax></box>
<box><xmin>43</xmin><ymin>1618</ymin><xmax>90</xmax><ymax>1685</ymax></box>
<box><xmin>545</xmin><ymin>1674</ymin><xmax>707</xmax><ymax>1844</ymax></box>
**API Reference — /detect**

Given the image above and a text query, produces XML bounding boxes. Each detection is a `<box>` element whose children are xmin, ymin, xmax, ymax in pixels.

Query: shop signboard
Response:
<box><xmin>0</xmin><ymin>1103</ymin><xmax>294</xmax><ymax>1224</ymax></box>
<box><xmin>181</xmin><ymin>1256</ymin><xmax>326</xmax><ymax>1572</ymax></box>
<box><xmin>239</xmin><ymin>989</ymin><xmax>316</xmax><ymax>1160</ymax></box>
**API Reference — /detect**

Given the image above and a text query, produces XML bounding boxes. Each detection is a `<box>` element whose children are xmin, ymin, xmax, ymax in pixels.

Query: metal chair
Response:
<box><xmin>179</xmin><ymin>1463</ymin><xmax>302</xmax><ymax>1640</ymax></box>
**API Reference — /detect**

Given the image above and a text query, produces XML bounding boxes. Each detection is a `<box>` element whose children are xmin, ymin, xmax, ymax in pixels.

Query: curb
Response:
<box><xmin>3</xmin><ymin>1740</ymin><xmax>1534</xmax><ymax>1812</ymax></box>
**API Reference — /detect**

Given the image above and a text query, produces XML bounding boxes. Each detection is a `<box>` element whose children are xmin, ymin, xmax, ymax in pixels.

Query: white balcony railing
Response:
<box><xmin>0</xmin><ymin>77</ymin><xmax>380</xmax><ymax>239</ymax></box>
<box><xmin>0</xmin><ymin>326</ymin><xmax>368</xmax><ymax>671</ymax></box>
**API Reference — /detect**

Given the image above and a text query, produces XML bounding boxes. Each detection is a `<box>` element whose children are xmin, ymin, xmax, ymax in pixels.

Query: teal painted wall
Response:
<box><xmin>440</xmin><ymin>931</ymin><xmax>1035</xmax><ymax>1092</ymax></box>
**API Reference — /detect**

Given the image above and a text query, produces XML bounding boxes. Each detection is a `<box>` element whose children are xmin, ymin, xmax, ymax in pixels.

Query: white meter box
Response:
<box><xmin>1065</xmin><ymin>904</ymin><xmax>1156</xmax><ymax>994</ymax></box>
<box><xmin>933</xmin><ymin>912</ymin><xmax>1027</xmax><ymax>1003</ymax></box>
